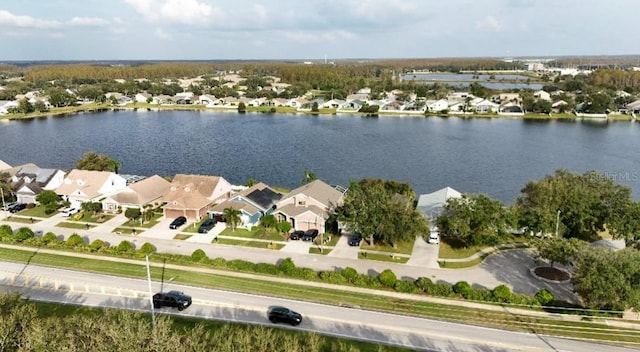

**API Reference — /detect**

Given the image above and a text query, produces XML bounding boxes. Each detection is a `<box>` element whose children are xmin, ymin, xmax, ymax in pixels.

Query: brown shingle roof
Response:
<box><xmin>280</xmin><ymin>179</ymin><xmax>343</xmax><ymax>208</ymax></box>
<box><xmin>110</xmin><ymin>175</ymin><xmax>170</xmax><ymax>206</ymax></box>
<box><xmin>55</xmin><ymin>170</ymin><xmax>113</xmax><ymax>199</ymax></box>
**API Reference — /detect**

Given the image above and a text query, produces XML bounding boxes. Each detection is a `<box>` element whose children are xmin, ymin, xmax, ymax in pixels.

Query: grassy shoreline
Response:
<box><xmin>2</xmin><ymin>102</ymin><xmax>631</xmax><ymax>121</ymax></box>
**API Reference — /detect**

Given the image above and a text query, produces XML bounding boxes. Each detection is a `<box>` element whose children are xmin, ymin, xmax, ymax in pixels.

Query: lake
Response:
<box><xmin>2</xmin><ymin>110</ymin><xmax>639</xmax><ymax>204</ymax></box>
<box><xmin>402</xmin><ymin>73</ymin><xmax>544</xmax><ymax>90</ymax></box>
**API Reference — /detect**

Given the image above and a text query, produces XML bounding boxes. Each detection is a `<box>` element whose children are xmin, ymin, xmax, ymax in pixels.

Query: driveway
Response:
<box><xmin>328</xmin><ymin>235</ymin><xmax>359</xmax><ymax>259</ymax></box>
<box><xmin>281</xmin><ymin>239</ymin><xmax>312</xmax><ymax>254</ymax></box>
<box><xmin>406</xmin><ymin>236</ymin><xmax>440</xmax><ymax>268</ymax></box>
<box><xmin>186</xmin><ymin>222</ymin><xmax>224</xmax><ymax>244</ymax></box>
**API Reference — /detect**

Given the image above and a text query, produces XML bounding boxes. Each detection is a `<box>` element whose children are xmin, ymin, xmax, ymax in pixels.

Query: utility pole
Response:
<box><xmin>0</xmin><ymin>187</ymin><xmax>5</xmax><ymax>212</ymax></box>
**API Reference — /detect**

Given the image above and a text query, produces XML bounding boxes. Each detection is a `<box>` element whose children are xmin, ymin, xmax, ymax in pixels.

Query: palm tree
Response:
<box><xmin>223</xmin><ymin>207</ymin><xmax>242</xmax><ymax>232</ymax></box>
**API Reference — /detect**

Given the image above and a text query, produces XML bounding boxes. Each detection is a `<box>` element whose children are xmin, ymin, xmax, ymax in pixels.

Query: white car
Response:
<box><xmin>61</xmin><ymin>207</ymin><xmax>80</xmax><ymax>217</ymax></box>
<box><xmin>427</xmin><ymin>231</ymin><xmax>440</xmax><ymax>244</ymax></box>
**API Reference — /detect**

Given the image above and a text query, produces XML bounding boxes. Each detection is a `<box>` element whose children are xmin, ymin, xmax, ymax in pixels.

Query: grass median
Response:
<box><xmin>0</xmin><ymin>246</ymin><xmax>638</xmax><ymax>346</ymax></box>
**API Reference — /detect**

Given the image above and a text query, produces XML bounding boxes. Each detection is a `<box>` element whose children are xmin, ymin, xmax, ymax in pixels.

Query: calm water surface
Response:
<box><xmin>2</xmin><ymin>110</ymin><xmax>639</xmax><ymax>203</ymax></box>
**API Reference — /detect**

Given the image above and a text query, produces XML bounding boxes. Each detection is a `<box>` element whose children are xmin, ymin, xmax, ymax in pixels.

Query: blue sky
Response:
<box><xmin>1</xmin><ymin>0</ymin><xmax>638</xmax><ymax>60</ymax></box>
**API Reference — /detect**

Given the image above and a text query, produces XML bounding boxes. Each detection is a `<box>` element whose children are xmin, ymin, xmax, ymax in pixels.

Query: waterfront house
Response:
<box><xmin>199</xmin><ymin>94</ymin><xmax>217</xmax><ymax>106</ymax></box>
<box><xmin>426</xmin><ymin>99</ymin><xmax>449</xmax><ymax>112</ymax></box>
<box><xmin>135</xmin><ymin>93</ymin><xmax>151</xmax><ymax>103</ymax></box>
<box><xmin>274</xmin><ymin>179</ymin><xmax>344</xmax><ymax>234</ymax></box>
<box><xmin>498</xmin><ymin>102</ymin><xmax>525</xmax><ymax>115</ymax></box>
<box><xmin>474</xmin><ymin>99</ymin><xmax>499</xmax><ymax>113</ymax></box>
<box><xmin>338</xmin><ymin>100</ymin><xmax>365</xmax><ymax>112</ymax></box>
<box><xmin>417</xmin><ymin>187</ymin><xmax>462</xmax><ymax>228</ymax></box>
<box><xmin>55</xmin><ymin>170</ymin><xmax>127</xmax><ymax>209</ymax></box>
<box><xmin>209</xmin><ymin>182</ymin><xmax>283</xmax><ymax>229</ymax></box>
<box><xmin>10</xmin><ymin>166</ymin><xmax>66</xmax><ymax>204</ymax></box>
<box><xmin>102</xmin><ymin>175</ymin><xmax>170</xmax><ymax>214</ymax></box>
<box><xmin>322</xmin><ymin>99</ymin><xmax>345</xmax><ymax>109</ymax></box>
<box><xmin>162</xmin><ymin>174</ymin><xmax>232</xmax><ymax>220</ymax></box>
<box><xmin>0</xmin><ymin>100</ymin><xmax>18</xmax><ymax>115</ymax></box>
<box><xmin>533</xmin><ymin>90</ymin><xmax>551</xmax><ymax>101</ymax></box>
<box><xmin>346</xmin><ymin>93</ymin><xmax>369</xmax><ymax>102</ymax></box>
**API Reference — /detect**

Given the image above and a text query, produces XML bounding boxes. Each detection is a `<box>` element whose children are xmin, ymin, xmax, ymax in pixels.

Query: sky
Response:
<box><xmin>1</xmin><ymin>0</ymin><xmax>638</xmax><ymax>61</ymax></box>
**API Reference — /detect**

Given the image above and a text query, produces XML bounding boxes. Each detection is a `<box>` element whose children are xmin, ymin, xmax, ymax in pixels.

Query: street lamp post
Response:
<box><xmin>555</xmin><ymin>210</ymin><xmax>561</xmax><ymax>238</ymax></box>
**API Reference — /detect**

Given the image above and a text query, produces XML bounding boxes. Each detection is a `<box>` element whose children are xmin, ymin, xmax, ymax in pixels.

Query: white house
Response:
<box><xmin>0</xmin><ymin>101</ymin><xmax>19</xmax><ymax>115</ymax></box>
<box><xmin>426</xmin><ymin>99</ymin><xmax>449</xmax><ymax>112</ymax></box>
<box><xmin>55</xmin><ymin>170</ymin><xmax>127</xmax><ymax>209</ymax></box>
<box><xmin>135</xmin><ymin>93</ymin><xmax>151</xmax><ymax>103</ymax></box>
<box><xmin>533</xmin><ymin>90</ymin><xmax>551</xmax><ymax>101</ymax></box>
<box><xmin>11</xmin><ymin>167</ymin><xmax>66</xmax><ymax>204</ymax></box>
<box><xmin>474</xmin><ymin>99</ymin><xmax>499</xmax><ymax>113</ymax></box>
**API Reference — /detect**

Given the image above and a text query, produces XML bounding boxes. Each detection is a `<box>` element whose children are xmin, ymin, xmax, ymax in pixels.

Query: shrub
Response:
<box><xmin>66</xmin><ymin>234</ymin><xmax>86</xmax><ymax>247</ymax></box>
<box><xmin>492</xmin><ymin>284</ymin><xmax>513</xmax><ymax>303</ymax></box>
<box><xmin>377</xmin><ymin>269</ymin><xmax>397</xmax><ymax>287</ymax></box>
<box><xmin>0</xmin><ymin>225</ymin><xmax>12</xmax><ymax>238</ymax></box>
<box><xmin>41</xmin><ymin>232</ymin><xmax>59</xmax><ymax>244</ymax></box>
<box><xmin>227</xmin><ymin>259</ymin><xmax>255</xmax><ymax>272</ymax></box>
<box><xmin>13</xmin><ymin>227</ymin><xmax>34</xmax><ymax>242</ymax></box>
<box><xmin>319</xmin><ymin>271</ymin><xmax>347</xmax><ymax>284</ymax></box>
<box><xmin>414</xmin><ymin>277</ymin><xmax>433</xmax><ymax>292</ymax></box>
<box><xmin>394</xmin><ymin>279</ymin><xmax>417</xmax><ymax>293</ymax></box>
<box><xmin>535</xmin><ymin>288</ymin><xmax>555</xmax><ymax>305</ymax></box>
<box><xmin>452</xmin><ymin>281</ymin><xmax>473</xmax><ymax>299</ymax></box>
<box><xmin>467</xmin><ymin>288</ymin><xmax>493</xmax><ymax>302</ymax></box>
<box><xmin>44</xmin><ymin>205</ymin><xmax>57</xmax><ymax>215</ymax></box>
<box><xmin>292</xmin><ymin>267</ymin><xmax>318</xmax><ymax>281</ymax></box>
<box><xmin>191</xmin><ymin>249</ymin><xmax>207</xmax><ymax>262</ymax></box>
<box><xmin>138</xmin><ymin>242</ymin><xmax>156</xmax><ymax>255</ymax></box>
<box><xmin>254</xmin><ymin>263</ymin><xmax>279</xmax><ymax>275</ymax></box>
<box><xmin>340</xmin><ymin>267</ymin><xmax>358</xmax><ymax>282</ymax></box>
<box><xmin>426</xmin><ymin>283</ymin><xmax>455</xmax><ymax>297</ymax></box>
<box><xmin>89</xmin><ymin>239</ymin><xmax>106</xmax><ymax>252</ymax></box>
<box><xmin>210</xmin><ymin>257</ymin><xmax>227</xmax><ymax>268</ymax></box>
<box><xmin>116</xmin><ymin>240</ymin><xmax>135</xmax><ymax>253</ymax></box>
<box><xmin>125</xmin><ymin>208</ymin><xmax>141</xmax><ymax>220</ymax></box>
<box><xmin>278</xmin><ymin>257</ymin><xmax>296</xmax><ymax>275</ymax></box>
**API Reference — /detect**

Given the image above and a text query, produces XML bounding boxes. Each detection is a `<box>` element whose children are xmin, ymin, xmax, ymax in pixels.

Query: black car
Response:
<box><xmin>169</xmin><ymin>216</ymin><xmax>187</xmax><ymax>229</ymax></box>
<box><xmin>8</xmin><ymin>203</ymin><xmax>26</xmax><ymax>213</ymax></box>
<box><xmin>348</xmin><ymin>233</ymin><xmax>362</xmax><ymax>247</ymax></box>
<box><xmin>302</xmin><ymin>229</ymin><xmax>319</xmax><ymax>241</ymax></box>
<box><xmin>267</xmin><ymin>306</ymin><xmax>302</xmax><ymax>326</ymax></box>
<box><xmin>198</xmin><ymin>218</ymin><xmax>216</xmax><ymax>233</ymax></box>
<box><xmin>289</xmin><ymin>230</ymin><xmax>304</xmax><ymax>240</ymax></box>
<box><xmin>152</xmin><ymin>290</ymin><xmax>192</xmax><ymax>311</ymax></box>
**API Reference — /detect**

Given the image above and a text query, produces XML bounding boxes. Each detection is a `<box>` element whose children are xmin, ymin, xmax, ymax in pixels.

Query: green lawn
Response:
<box><xmin>183</xmin><ymin>218</ymin><xmax>210</xmax><ymax>233</ymax></box>
<box><xmin>438</xmin><ymin>255</ymin><xmax>486</xmax><ymax>269</ymax></box>
<box><xmin>358</xmin><ymin>252</ymin><xmax>410</xmax><ymax>263</ymax></box>
<box><xmin>215</xmin><ymin>237</ymin><xmax>285</xmax><ymax>249</ymax></box>
<box><xmin>76</xmin><ymin>213</ymin><xmax>114</xmax><ymax>224</ymax></box>
<box><xmin>120</xmin><ymin>213</ymin><xmax>162</xmax><ymax>228</ymax></box>
<box><xmin>56</xmin><ymin>222</ymin><xmax>95</xmax><ymax>230</ymax></box>
<box><xmin>173</xmin><ymin>234</ymin><xmax>192</xmax><ymax>240</ymax></box>
<box><xmin>438</xmin><ymin>240</ymin><xmax>488</xmax><ymax>259</ymax></box>
<box><xmin>359</xmin><ymin>239</ymin><xmax>413</xmax><ymax>255</ymax></box>
<box><xmin>20</xmin><ymin>206</ymin><xmax>57</xmax><ymax>218</ymax></box>
<box><xmin>112</xmin><ymin>227</ymin><xmax>144</xmax><ymax>235</ymax></box>
<box><xmin>309</xmin><ymin>246</ymin><xmax>332</xmax><ymax>255</ymax></box>
<box><xmin>220</xmin><ymin>227</ymin><xmax>285</xmax><ymax>241</ymax></box>
<box><xmin>4</xmin><ymin>216</ymin><xmax>39</xmax><ymax>224</ymax></box>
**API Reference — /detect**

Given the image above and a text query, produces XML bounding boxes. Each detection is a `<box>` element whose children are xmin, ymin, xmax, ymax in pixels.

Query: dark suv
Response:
<box><xmin>198</xmin><ymin>218</ymin><xmax>216</xmax><ymax>233</ymax></box>
<box><xmin>348</xmin><ymin>233</ymin><xmax>362</xmax><ymax>247</ymax></box>
<box><xmin>8</xmin><ymin>203</ymin><xmax>26</xmax><ymax>213</ymax></box>
<box><xmin>152</xmin><ymin>290</ymin><xmax>192</xmax><ymax>311</ymax></box>
<box><xmin>302</xmin><ymin>229</ymin><xmax>319</xmax><ymax>241</ymax></box>
<box><xmin>289</xmin><ymin>230</ymin><xmax>304</xmax><ymax>240</ymax></box>
<box><xmin>267</xmin><ymin>306</ymin><xmax>302</xmax><ymax>326</ymax></box>
<box><xmin>169</xmin><ymin>216</ymin><xmax>187</xmax><ymax>229</ymax></box>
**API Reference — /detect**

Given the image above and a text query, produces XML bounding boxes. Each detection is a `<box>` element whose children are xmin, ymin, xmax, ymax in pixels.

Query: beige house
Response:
<box><xmin>274</xmin><ymin>179</ymin><xmax>344</xmax><ymax>233</ymax></box>
<box><xmin>163</xmin><ymin>174</ymin><xmax>232</xmax><ymax>220</ymax></box>
<box><xmin>102</xmin><ymin>175</ymin><xmax>171</xmax><ymax>213</ymax></box>
<box><xmin>55</xmin><ymin>170</ymin><xmax>127</xmax><ymax>209</ymax></box>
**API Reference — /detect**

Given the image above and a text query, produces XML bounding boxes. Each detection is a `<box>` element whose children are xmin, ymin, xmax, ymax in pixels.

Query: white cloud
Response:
<box><xmin>123</xmin><ymin>0</ymin><xmax>218</xmax><ymax>24</ymax></box>
<box><xmin>476</xmin><ymin>16</ymin><xmax>502</xmax><ymax>32</ymax></box>
<box><xmin>68</xmin><ymin>16</ymin><xmax>110</xmax><ymax>26</ymax></box>
<box><xmin>0</xmin><ymin>10</ymin><xmax>60</xmax><ymax>29</ymax></box>
<box><xmin>284</xmin><ymin>30</ymin><xmax>356</xmax><ymax>43</ymax></box>
<box><xmin>154</xmin><ymin>28</ymin><xmax>171</xmax><ymax>40</ymax></box>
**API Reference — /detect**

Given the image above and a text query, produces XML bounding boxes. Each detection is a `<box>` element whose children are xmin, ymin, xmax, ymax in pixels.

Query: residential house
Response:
<box><xmin>209</xmin><ymin>182</ymin><xmax>283</xmax><ymax>229</ymax></box>
<box><xmin>498</xmin><ymin>102</ymin><xmax>524</xmax><ymax>115</ymax></box>
<box><xmin>491</xmin><ymin>93</ymin><xmax>521</xmax><ymax>104</ymax></box>
<box><xmin>55</xmin><ymin>170</ymin><xmax>127</xmax><ymax>209</ymax></box>
<box><xmin>380</xmin><ymin>101</ymin><xmax>404</xmax><ymax>111</ymax></box>
<box><xmin>247</xmin><ymin>98</ymin><xmax>265</xmax><ymax>106</ymax></box>
<box><xmin>10</xmin><ymin>167</ymin><xmax>66</xmax><ymax>204</ymax></box>
<box><xmin>474</xmin><ymin>99</ymin><xmax>499</xmax><ymax>113</ymax></box>
<box><xmin>338</xmin><ymin>100</ymin><xmax>365</xmax><ymax>112</ymax></box>
<box><xmin>346</xmin><ymin>93</ymin><xmax>369</xmax><ymax>102</ymax></box>
<box><xmin>199</xmin><ymin>94</ymin><xmax>217</xmax><ymax>106</ymax></box>
<box><xmin>0</xmin><ymin>160</ymin><xmax>11</xmax><ymax>171</ymax></box>
<box><xmin>417</xmin><ymin>187</ymin><xmax>462</xmax><ymax>228</ymax></box>
<box><xmin>322</xmin><ymin>99</ymin><xmax>345</xmax><ymax>109</ymax></box>
<box><xmin>552</xmin><ymin>100</ymin><xmax>569</xmax><ymax>113</ymax></box>
<box><xmin>2</xmin><ymin>163</ymin><xmax>38</xmax><ymax>178</ymax></box>
<box><xmin>533</xmin><ymin>90</ymin><xmax>551</xmax><ymax>101</ymax></box>
<box><xmin>0</xmin><ymin>100</ymin><xmax>19</xmax><ymax>115</ymax></box>
<box><xmin>271</xmin><ymin>98</ymin><xmax>288</xmax><ymax>107</ymax></box>
<box><xmin>425</xmin><ymin>99</ymin><xmax>449</xmax><ymax>112</ymax></box>
<box><xmin>135</xmin><ymin>93</ymin><xmax>152</xmax><ymax>103</ymax></box>
<box><xmin>102</xmin><ymin>175</ymin><xmax>171</xmax><ymax>214</ymax></box>
<box><xmin>163</xmin><ymin>174</ymin><xmax>232</xmax><ymax>220</ymax></box>
<box><xmin>274</xmin><ymin>179</ymin><xmax>344</xmax><ymax>233</ymax></box>
<box><xmin>356</xmin><ymin>87</ymin><xmax>372</xmax><ymax>95</ymax></box>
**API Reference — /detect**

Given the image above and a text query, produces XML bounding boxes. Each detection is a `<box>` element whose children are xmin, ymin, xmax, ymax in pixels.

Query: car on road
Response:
<box><xmin>289</xmin><ymin>230</ymin><xmax>304</xmax><ymax>240</ymax></box>
<box><xmin>198</xmin><ymin>218</ymin><xmax>216</xmax><ymax>233</ymax></box>
<box><xmin>427</xmin><ymin>231</ymin><xmax>440</xmax><ymax>244</ymax></box>
<box><xmin>267</xmin><ymin>306</ymin><xmax>302</xmax><ymax>326</ymax></box>
<box><xmin>8</xmin><ymin>203</ymin><xmax>26</xmax><ymax>213</ymax></box>
<box><xmin>348</xmin><ymin>233</ymin><xmax>362</xmax><ymax>247</ymax></box>
<box><xmin>152</xmin><ymin>290</ymin><xmax>192</xmax><ymax>311</ymax></box>
<box><xmin>60</xmin><ymin>207</ymin><xmax>80</xmax><ymax>217</ymax></box>
<box><xmin>169</xmin><ymin>216</ymin><xmax>187</xmax><ymax>229</ymax></box>
<box><xmin>302</xmin><ymin>229</ymin><xmax>319</xmax><ymax>242</ymax></box>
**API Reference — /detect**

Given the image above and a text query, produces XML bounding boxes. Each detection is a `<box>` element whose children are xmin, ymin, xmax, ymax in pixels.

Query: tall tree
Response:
<box><xmin>301</xmin><ymin>169</ymin><xmax>317</xmax><ymax>185</ymax></box>
<box><xmin>76</xmin><ymin>152</ymin><xmax>121</xmax><ymax>173</ymax></box>
<box><xmin>223</xmin><ymin>207</ymin><xmax>242</xmax><ymax>232</ymax></box>
<box><xmin>534</xmin><ymin>237</ymin><xmax>585</xmax><ymax>268</ymax></box>
<box><xmin>35</xmin><ymin>190</ymin><xmax>59</xmax><ymax>207</ymax></box>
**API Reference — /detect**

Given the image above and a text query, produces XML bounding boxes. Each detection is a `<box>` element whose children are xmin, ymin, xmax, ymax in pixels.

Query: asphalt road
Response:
<box><xmin>0</xmin><ymin>261</ymin><xmax>634</xmax><ymax>352</ymax></box>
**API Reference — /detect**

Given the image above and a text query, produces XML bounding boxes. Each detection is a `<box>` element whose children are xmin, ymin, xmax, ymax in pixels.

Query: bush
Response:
<box><xmin>292</xmin><ymin>267</ymin><xmax>318</xmax><ymax>281</ymax></box>
<box><xmin>394</xmin><ymin>280</ymin><xmax>417</xmax><ymax>293</ymax></box>
<box><xmin>227</xmin><ymin>259</ymin><xmax>255</xmax><ymax>272</ymax></box>
<box><xmin>492</xmin><ymin>284</ymin><xmax>513</xmax><ymax>303</ymax></box>
<box><xmin>191</xmin><ymin>249</ymin><xmax>207</xmax><ymax>262</ymax></box>
<box><xmin>13</xmin><ymin>227</ymin><xmax>34</xmax><ymax>242</ymax></box>
<box><xmin>44</xmin><ymin>205</ymin><xmax>57</xmax><ymax>215</ymax></box>
<box><xmin>41</xmin><ymin>232</ymin><xmax>59</xmax><ymax>244</ymax></box>
<box><xmin>89</xmin><ymin>239</ymin><xmax>106</xmax><ymax>252</ymax></box>
<box><xmin>426</xmin><ymin>283</ymin><xmax>455</xmax><ymax>297</ymax></box>
<box><xmin>0</xmin><ymin>225</ymin><xmax>12</xmax><ymax>238</ymax></box>
<box><xmin>414</xmin><ymin>277</ymin><xmax>433</xmax><ymax>293</ymax></box>
<box><xmin>466</xmin><ymin>288</ymin><xmax>493</xmax><ymax>302</ymax></box>
<box><xmin>377</xmin><ymin>269</ymin><xmax>397</xmax><ymax>287</ymax></box>
<box><xmin>210</xmin><ymin>257</ymin><xmax>227</xmax><ymax>268</ymax></box>
<box><xmin>278</xmin><ymin>257</ymin><xmax>296</xmax><ymax>275</ymax></box>
<box><xmin>138</xmin><ymin>242</ymin><xmax>156</xmax><ymax>255</ymax></box>
<box><xmin>319</xmin><ymin>271</ymin><xmax>347</xmax><ymax>284</ymax></box>
<box><xmin>116</xmin><ymin>240</ymin><xmax>135</xmax><ymax>253</ymax></box>
<box><xmin>340</xmin><ymin>267</ymin><xmax>358</xmax><ymax>282</ymax></box>
<box><xmin>254</xmin><ymin>263</ymin><xmax>279</xmax><ymax>275</ymax></box>
<box><xmin>535</xmin><ymin>288</ymin><xmax>555</xmax><ymax>305</ymax></box>
<box><xmin>124</xmin><ymin>208</ymin><xmax>141</xmax><ymax>220</ymax></box>
<box><xmin>66</xmin><ymin>234</ymin><xmax>86</xmax><ymax>247</ymax></box>
<box><xmin>452</xmin><ymin>281</ymin><xmax>473</xmax><ymax>299</ymax></box>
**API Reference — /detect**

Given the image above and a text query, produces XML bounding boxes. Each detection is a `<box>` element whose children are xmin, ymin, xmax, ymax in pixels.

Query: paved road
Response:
<box><xmin>0</xmin><ymin>262</ymin><xmax>634</xmax><ymax>352</ymax></box>
<box><xmin>0</xmin><ymin>210</ymin><xmax>576</xmax><ymax>302</ymax></box>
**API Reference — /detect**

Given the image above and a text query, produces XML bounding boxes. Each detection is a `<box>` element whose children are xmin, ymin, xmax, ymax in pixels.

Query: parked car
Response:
<box><xmin>348</xmin><ymin>233</ymin><xmax>362</xmax><ymax>247</ymax></box>
<box><xmin>302</xmin><ymin>229</ymin><xmax>319</xmax><ymax>242</ymax></box>
<box><xmin>169</xmin><ymin>216</ymin><xmax>187</xmax><ymax>229</ymax></box>
<box><xmin>152</xmin><ymin>290</ymin><xmax>192</xmax><ymax>311</ymax></box>
<box><xmin>60</xmin><ymin>207</ymin><xmax>80</xmax><ymax>217</ymax></box>
<box><xmin>267</xmin><ymin>306</ymin><xmax>302</xmax><ymax>326</ymax></box>
<box><xmin>8</xmin><ymin>203</ymin><xmax>26</xmax><ymax>213</ymax></box>
<box><xmin>427</xmin><ymin>231</ymin><xmax>440</xmax><ymax>244</ymax></box>
<box><xmin>289</xmin><ymin>230</ymin><xmax>304</xmax><ymax>240</ymax></box>
<box><xmin>3</xmin><ymin>202</ymin><xmax>17</xmax><ymax>211</ymax></box>
<box><xmin>198</xmin><ymin>218</ymin><xmax>216</xmax><ymax>233</ymax></box>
